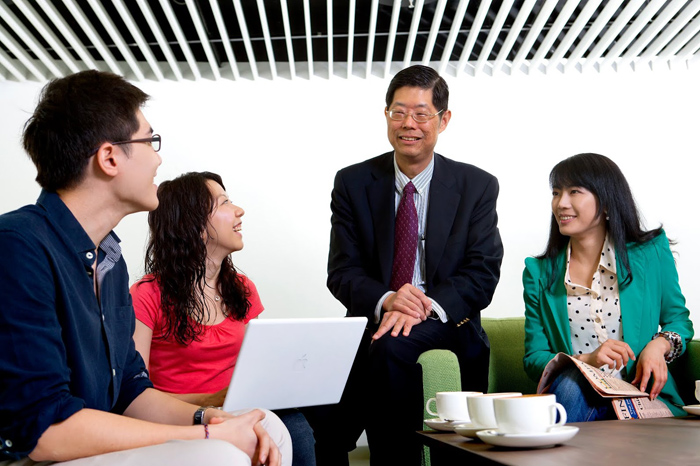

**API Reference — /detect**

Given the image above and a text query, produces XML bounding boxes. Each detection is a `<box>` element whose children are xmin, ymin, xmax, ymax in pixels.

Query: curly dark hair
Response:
<box><xmin>538</xmin><ymin>153</ymin><xmax>662</xmax><ymax>289</ymax></box>
<box><xmin>140</xmin><ymin>171</ymin><xmax>251</xmax><ymax>345</ymax></box>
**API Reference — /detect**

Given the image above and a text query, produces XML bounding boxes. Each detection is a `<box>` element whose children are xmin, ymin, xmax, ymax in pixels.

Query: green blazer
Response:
<box><xmin>523</xmin><ymin>231</ymin><xmax>694</xmax><ymax>416</ymax></box>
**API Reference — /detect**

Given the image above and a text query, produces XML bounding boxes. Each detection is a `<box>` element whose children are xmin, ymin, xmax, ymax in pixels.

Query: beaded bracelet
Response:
<box><xmin>652</xmin><ymin>331</ymin><xmax>683</xmax><ymax>363</ymax></box>
<box><xmin>204</xmin><ymin>424</ymin><xmax>209</xmax><ymax>439</ymax></box>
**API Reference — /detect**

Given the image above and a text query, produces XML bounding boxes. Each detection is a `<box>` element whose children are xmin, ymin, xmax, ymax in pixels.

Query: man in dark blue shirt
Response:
<box><xmin>0</xmin><ymin>71</ymin><xmax>288</xmax><ymax>466</ymax></box>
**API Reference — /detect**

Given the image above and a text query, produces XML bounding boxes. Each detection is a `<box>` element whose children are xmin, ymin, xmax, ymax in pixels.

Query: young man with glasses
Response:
<box><xmin>0</xmin><ymin>70</ymin><xmax>289</xmax><ymax>466</ymax></box>
<box><xmin>305</xmin><ymin>65</ymin><xmax>504</xmax><ymax>465</ymax></box>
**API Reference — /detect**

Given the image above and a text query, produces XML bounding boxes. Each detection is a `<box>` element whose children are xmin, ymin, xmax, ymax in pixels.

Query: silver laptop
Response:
<box><xmin>222</xmin><ymin>316</ymin><xmax>367</xmax><ymax>411</ymax></box>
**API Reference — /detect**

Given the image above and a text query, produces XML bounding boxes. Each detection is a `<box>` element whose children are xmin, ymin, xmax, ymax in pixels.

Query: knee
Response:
<box><xmin>181</xmin><ymin>439</ymin><xmax>251</xmax><ymax>466</ymax></box>
<box><xmin>259</xmin><ymin>409</ymin><xmax>293</xmax><ymax>464</ymax></box>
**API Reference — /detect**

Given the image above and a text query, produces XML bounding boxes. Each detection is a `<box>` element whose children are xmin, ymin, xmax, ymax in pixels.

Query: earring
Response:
<box><xmin>606</xmin><ymin>215</ymin><xmax>610</xmax><ymax>221</ymax></box>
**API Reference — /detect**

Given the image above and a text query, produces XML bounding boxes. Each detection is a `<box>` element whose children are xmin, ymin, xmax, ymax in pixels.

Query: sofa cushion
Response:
<box><xmin>482</xmin><ymin>317</ymin><xmax>538</xmax><ymax>395</ymax></box>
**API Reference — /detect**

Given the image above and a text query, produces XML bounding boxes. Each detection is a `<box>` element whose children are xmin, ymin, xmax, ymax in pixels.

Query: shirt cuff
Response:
<box><xmin>429</xmin><ymin>298</ymin><xmax>448</xmax><ymax>323</ymax></box>
<box><xmin>374</xmin><ymin>291</ymin><xmax>394</xmax><ymax>324</ymax></box>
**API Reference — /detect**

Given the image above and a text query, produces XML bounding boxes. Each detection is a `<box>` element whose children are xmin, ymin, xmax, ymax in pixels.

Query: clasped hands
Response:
<box><xmin>372</xmin><ymin>284</ymin><xmax>432</xmax><ymax>341</ymax></box>
<box><xmin>576</xmin><ymin>337</ymin><xmax>671</xmax><ymax>400</ymax></box>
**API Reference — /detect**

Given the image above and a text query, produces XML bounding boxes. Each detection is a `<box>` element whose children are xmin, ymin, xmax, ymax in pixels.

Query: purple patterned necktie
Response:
<box><xmin>390</xmin><ymin>181</ymin><xmax>418</xmax><ymax>291</ymax></box>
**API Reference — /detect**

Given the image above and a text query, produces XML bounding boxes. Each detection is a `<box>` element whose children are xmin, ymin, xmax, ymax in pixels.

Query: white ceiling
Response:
<box><xmin>0</xmin><ymin>0</ymin><xmax>699</xmax><ymax>82</ymax></box>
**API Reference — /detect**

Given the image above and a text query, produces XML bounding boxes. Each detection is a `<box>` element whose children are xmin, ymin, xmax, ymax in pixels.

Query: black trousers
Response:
<box><xmin>303</xmin><ymin>318</ymin><xmax>489</xmax><ymax>466</ymax></box>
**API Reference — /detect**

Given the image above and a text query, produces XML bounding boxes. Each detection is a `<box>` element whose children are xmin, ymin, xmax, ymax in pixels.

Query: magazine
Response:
<box><xmin>538</xmin><ymin>353</ymin><xmax>672</xmax><ymax>419</ymax></box>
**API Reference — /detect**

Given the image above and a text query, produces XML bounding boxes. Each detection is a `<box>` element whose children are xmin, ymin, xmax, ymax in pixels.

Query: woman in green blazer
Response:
<box><xmin>523</xmin><ymin>153</ymin><xmax>693</xmax><ymax>420</ymax></box>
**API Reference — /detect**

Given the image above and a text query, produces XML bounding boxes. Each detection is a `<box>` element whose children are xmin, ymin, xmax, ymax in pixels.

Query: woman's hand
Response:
<box><xmin>631</xmin><ymin>337</ymin><xmax>670</xmax><ymax>400</ymax></box>
<box><xmin>578</xmin><ymin>339</ymin><xmax>636</xmax><ymax>371</ymax></box>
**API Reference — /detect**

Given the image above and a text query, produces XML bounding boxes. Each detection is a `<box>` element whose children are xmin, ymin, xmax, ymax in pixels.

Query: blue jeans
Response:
<box><xmin>548</xmin><ymin>365</ymin><xmax>615</xmax><ymax>422</ymax></box>
<box><xmin>274</xmin><ymin>409</ymin><xmax>316</xmax><ymax>466</ymax></box>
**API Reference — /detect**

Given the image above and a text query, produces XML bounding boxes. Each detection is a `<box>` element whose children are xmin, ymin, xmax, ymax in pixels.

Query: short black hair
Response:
<box><xmin>22</xmin><ymin>70</ymin><xmax>149</xmax><ymax>191</ymax></box>
<box><xmin>385</xmin><ymin>65</ymin><xmax>449</xmax><ymax>111</ymax></box>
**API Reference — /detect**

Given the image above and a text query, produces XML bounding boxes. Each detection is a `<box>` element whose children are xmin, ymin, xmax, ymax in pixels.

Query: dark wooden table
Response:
<box><xmin>417</xmin><ymin>416</ymin><xmax>700</xmax><ymax>466</ymax></box>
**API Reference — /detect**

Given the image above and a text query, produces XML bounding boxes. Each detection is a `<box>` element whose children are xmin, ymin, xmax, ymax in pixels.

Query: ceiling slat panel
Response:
<box><xmin>111</xmin><ymin>0</ymin><xmax>163</xmax><ymax>81</ymax></box>
<box><xmin>511</xmin><ymin>0</ymin><xmax>559</xmax><ymax>74</ymax></box>
<box><xmin>135</xmin><ymin>0</ymin><xmax>182</xmax><ymax>81</ymax></box>
<box><xmin>255</xmin><ymin>0</ymin><xmax>277</xmax><ymax>79</ymax></box>
<box><xmin>158</xmin><ymin>0</ymin><xmax>201</xmax><ymax>80</ymax></box>
<box><xmin>0</xmin><ymin>0</ymin><xmax>697</xmax><ymax>83</ymax></box>
<box><xmin>493</xmin><ymin>0</ymin><xmax>536</xmax><ymax>75</ymax></box>
<box><xmin>279</xmin><ymin>0</ymin><xmax>295</xmax><ymax>79</ymax></box>
<box><xmin>421</xmin><ymin>0</ymin><xmax>447</xmax><ymax>66</ymax></box>
<box><xmin>659</xmin><ymin>13</ymin><xmax>700</xmax><ymax>60</ymax></box>
<box><xmin>564</xmin><ymin>0</ymin><xmax>625</xmax><ymax>73</ymax></box>
<box><xmin>86</xmin><ymin>0</ymin><xmax>144</xmax><ymax>81</ymax></box>
<box><xmin>14</xmin><ymin>0</ymin><xmax>77</xmax><ymax>75</ymax></box>
<box><xmin>184</xmin><ymin>0</ymin><xmax>220</xmax><ymax>80</ymax></box>
<box><xmin>619</xmin><ymin>0</ymin><xmax>689</xmax><ymax>69</ymax></box>
<box><xmin>0</xmin><ymin>46</ymin><xmax>26</xmax><ymax>81</ymax></box>
<box><xmin>475</xmin><ymin>0</ymin><xmax>515</xmax><ymax>75</ymax></box>
<box><xmin>347</xmin><ymin>0</ymin><xmax>356</xmax><ymax>78</ymax></box>
<box><xmin>404</xmin><ymin>0</ymin><xmax>426</xmax><ymax>69</ymax></box>
<box><xmin>302</xmin><ymin>0</ymin><xmax>312</xmax><ymax>79</ymax></box>
<box><xmin>209</xmin><ymin>0</ymin><xmax>239</xmax><ymax>80</ymax></box>
<box><xmin>383</xmin><ymin>0</ymin><xmax>402</xmax><ymax>79</ymax></box>
<box><xmin>437</xmin><ymin>0</ymin><xmax>468</xmax><ymax>75</ymax></box>
<box><xmin>63</xmin><ymin>0</ymin><xmax>122</xmax><ymax>75</ymax></box>
<box><xmin>0</xmin><ymin>21</ymin><xmax>46</xmax><ymax>80</ymax></box>
<box><xmin>365</xmin><ymin>0</ymin><xmax>379</xmax><ymax>78</ymax></box>
<box><xmin>327</xmin><ymin>0</ymin><xmax>333</xmax><ymax>79</ymax></box>
<box><xmin>528</xmin><ymin>0</ymin><xmax>579</xmax><ymax>73</ymax></box>
<box><xmin>640</xmin><ymin>1</ymin><xmax>700</xmax><ymax>62</ymax></box>
<box><xmin>598</xmin><ymin>0</ymin><xmax>668</xmax><ymax>70</ymax></box>
<box><xmin>36</xmin><ymin>0</ymin><xmax>97</xmax><ymax>71</ymax></box>
<box><xmin>546</xmin><ymin>0</ymin><xmax>604</xmax><ymax>73</ymax></box>
<box><xmin>232</xmin><ymin>0</ymin><xmax>258</xmax><ymax>80</ymax></box>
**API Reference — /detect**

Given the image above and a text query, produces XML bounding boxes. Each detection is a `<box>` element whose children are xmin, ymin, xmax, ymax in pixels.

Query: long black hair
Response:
<box><xmin>140</xmin><ymin>171</ymin><xmax>250</xmax><ymax>345</ymax></box>
<box><xmin>538</xmin><ymin>153</ymin><xmax>662</xmax><ymax>289</ymax></box>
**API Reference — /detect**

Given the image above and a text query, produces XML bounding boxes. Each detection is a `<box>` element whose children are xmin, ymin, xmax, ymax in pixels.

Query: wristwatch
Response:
<box><xmin>193</xmin><ymin>406</ymin><xmax>215</xmax><ymax>425</ymax></box>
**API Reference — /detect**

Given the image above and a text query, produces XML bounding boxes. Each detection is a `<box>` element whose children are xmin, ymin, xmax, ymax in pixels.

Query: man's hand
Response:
<box><xmin>372</xmin><ymin>311</ymin><xmax>422</xmax><ymax>340</ymax></box>
<box><xmin>382</xmin><ymin>283</ymin><xmax>432</xmax><ymax>320</ymax></box>
<box><xmin>208</xmin><ymin>410</ymin><xmax>281</xmax><ymax>466</ymax></box>
<box><xmin>631</xmin><ymin>337</ymin><xmax>670</xmax><ymax>400</ymax></box>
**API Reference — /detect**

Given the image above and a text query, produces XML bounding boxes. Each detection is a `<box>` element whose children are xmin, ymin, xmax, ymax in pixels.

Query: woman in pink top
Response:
<box><xmin>131</xmin><ymin>171</ymin><xmax>315</xmax><ymax>465</ymax></box>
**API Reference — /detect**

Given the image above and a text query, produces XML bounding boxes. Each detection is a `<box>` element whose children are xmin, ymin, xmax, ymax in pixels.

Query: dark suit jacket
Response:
<box><xmin>327</xmin><ymin>151</ymin><xmax>503</xmax><ymax>335</ymax></box>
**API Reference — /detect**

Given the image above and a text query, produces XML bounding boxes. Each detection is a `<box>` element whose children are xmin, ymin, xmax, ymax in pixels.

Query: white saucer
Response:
<box><xmin>682</xmin><ymin>404</ymin><xmax>700</xmax><ymax>416</ymax></box>
<box><xmin>453</xmin><ymin>422</ymin><xmax>495</xmax><ymax>438</ymax></box>
<box><xmin>424</xmin><ymin>418</ymin><xmax>470</xmax><ymax>432</ymax></box>
<box><xmin>476</xmin><ymin>426</ymin><xmax>579</xmax><ymax>448</ymax></box>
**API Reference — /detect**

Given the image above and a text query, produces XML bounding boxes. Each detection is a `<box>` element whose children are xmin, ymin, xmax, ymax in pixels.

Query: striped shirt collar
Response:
<box><xmin>392</xmin><ymin>153</ymin><xmax>434</xmax><ymax>194</ymax></box>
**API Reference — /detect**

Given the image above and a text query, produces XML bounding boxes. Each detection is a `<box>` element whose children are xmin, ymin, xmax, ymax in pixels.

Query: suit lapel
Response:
<box><xmin>425</xmin><ymin>154</ymin><xmax>459</xmax><ymax>283</ymax></box>
<box><xmin>367</xmin><ymin>154</ymin><xmax>395</xmax><ymax>285</ymax></box>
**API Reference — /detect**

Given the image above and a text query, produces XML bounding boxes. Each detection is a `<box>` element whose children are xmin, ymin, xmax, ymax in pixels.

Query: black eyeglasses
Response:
<box><xmin>111</xmin><ymin>134</ymin><xmax>161</xmax><ymax>152</ymax></box>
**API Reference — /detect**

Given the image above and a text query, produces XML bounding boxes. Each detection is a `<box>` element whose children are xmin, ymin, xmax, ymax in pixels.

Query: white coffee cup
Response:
<box><xmin>695</xmin><ymin>380</ymin><xmax>700</xmax><ymax>403</ymax></box>
<box><xmin>493</xmin><ymin>394</ymin><xmax>567</xmax><ymax>434</ymax></box>
<box><xmin>426</xmin><ymin>391</ymin><xmax>482</xmax><ymax>421</ymax></box>
<box><xmin>467</xmin><ymin>392</ymin><xmax>522</xmax><ymax>429</ymax></box>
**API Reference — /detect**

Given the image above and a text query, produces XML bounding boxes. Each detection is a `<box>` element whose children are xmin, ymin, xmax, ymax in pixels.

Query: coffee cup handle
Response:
<box><xmin>426</xmin><ymin>397</ymin><xmax>439</xmax><ymax>417</ymax></box>
<box><xmin>549</xmin><ymin>402</ymin><xmax>567</xmax><ymax>430</ymax></box>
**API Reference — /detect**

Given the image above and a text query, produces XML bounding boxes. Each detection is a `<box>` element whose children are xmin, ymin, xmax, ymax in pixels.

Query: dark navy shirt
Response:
<box><xmin>0</xmin><ymin>191</ymin><xmax>153</xmax><ymax>459</ymax></box>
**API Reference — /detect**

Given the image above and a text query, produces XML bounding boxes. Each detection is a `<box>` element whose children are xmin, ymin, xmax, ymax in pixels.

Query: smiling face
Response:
<box><xmin>551</xmin><ymin>185</ymin><xmax>606</xmax><ymax>242</ymax></box>
<box><xmin>386</xmin><ymin>86</ymin><xmax>451</xmax><ymax>176</ymax></box>
<box><xmin>204</xmin><ymin>179</ymin><xmax>245</xmax><ymax>259</ymax></box>
<box><xmin>114</xmin><ymin>110</ymin><xmax>162</xmax><ymax>213</ymax></box>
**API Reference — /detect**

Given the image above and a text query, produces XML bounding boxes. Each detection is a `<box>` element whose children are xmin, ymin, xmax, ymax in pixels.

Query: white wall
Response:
<box><xmin>1</xmin><ymin>67</ymin><xmax>698</xmax><ymax>329</ymax></box>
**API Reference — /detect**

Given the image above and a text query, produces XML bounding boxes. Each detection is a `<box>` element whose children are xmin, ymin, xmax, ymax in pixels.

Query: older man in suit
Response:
<box><xmin>305</xmin><ymin>65</ymin><xmax>504</xmax><ymax>466</ymax></box>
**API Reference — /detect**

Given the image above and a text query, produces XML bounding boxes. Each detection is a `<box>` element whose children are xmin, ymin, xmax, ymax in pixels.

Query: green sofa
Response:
<box><xmin>481</xmin><ymin>317</ymin><xmax>700</xmax><ymax>405</ymax></box>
